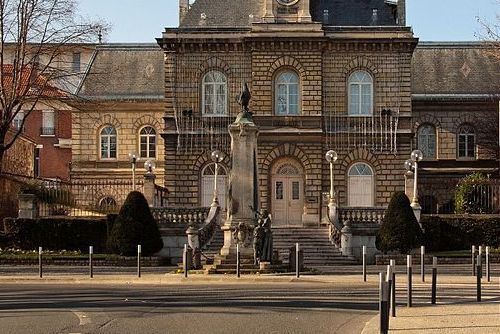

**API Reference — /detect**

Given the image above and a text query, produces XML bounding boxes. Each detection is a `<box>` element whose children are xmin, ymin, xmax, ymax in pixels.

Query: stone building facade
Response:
<box><xmin>157</xmin><ymin>0</ymin><xmax>418</xmax><ymax>226</ymax></box>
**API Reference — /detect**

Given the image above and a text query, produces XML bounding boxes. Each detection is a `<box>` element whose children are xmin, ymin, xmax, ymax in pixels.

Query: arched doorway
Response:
<box><xmin>348</xmin><ymin>162</ymin><xmax>375</xmax><ymax>207</ymax></box>
<box><xmin>201</xmin><ymin>163</ymin><xmax>227</xmax><ymax>209</ymax></box>
<box><xmin>271</xmin><ymin>158</ymin><xmax>304</xmax><ymax>226</ymax></box>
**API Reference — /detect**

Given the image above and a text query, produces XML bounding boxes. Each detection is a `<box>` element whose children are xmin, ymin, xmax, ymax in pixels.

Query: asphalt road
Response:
<box><xmin>0</xmin><ymin>283</ymin><xmax>377</xmax><ymax>334</ymax></box>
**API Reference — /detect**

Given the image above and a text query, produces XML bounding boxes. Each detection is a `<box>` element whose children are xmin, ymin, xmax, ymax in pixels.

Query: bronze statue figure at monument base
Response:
<box><xmin>252</xmin><ymin>208</ymin><xmax>273</xmax><ymax>265</ymax></box>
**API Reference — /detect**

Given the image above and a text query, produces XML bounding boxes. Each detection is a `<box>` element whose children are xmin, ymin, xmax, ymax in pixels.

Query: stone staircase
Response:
<box><xmin>201</xmin><ymin>226</ymin><xmax>358</xmax><ymax>267</ymax></box>
<box><xmin>272</xmin><ymin>227</ymin><xmax>358</xmax><ymax>267</ymax></box>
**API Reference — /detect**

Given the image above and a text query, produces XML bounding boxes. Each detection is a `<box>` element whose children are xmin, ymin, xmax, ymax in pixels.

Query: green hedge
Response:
<box><xmin>422</xmin><ymin>215</ymin><xmax>500</xmax><ymax>251</ymax></box>
<box><xmin>2</xmin><ymin>216</ymin><xmax>112</xmax><ymax>253</ymax></box>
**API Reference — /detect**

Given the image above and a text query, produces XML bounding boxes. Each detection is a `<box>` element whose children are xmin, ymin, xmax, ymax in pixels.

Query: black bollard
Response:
<box><xmin>236</xmin><ymin>244</ymin><xmax>240</xmax><ymax>278</ymax></box>
<box><xmin>486</xmin><ymin>246</ymin><xmax>490</xmax><ymax>283</ymax></box>
<box><xmin>137</xmin><ymin>245</ymin><xmax>141</xmax><ymax>278</ymax></box>
<box><xmin>421</xmin><ymin>246</ymin><xmax>425</xmax><ymax>282</ymax></box>
<box><xmin>477</xmin><ymin>254</ymin><xmax>482</xmax><ymax>302</ymax></box>
<box><xmin>183</xmin><ymin>244</ymin><xmax>188</xmax><ymax>278</ymax></box>
<box><xmin>362</xmin><ymin>245</ymin><xmax>367</xmax><ymax>282</ymax></box>
<box><xmin>390</xmin><ymin>260</ymin><xmax>396</xmax><ymax>317</ymax></box>
<box><xmin>431</xmin><ymin>257</ymin><xmax>437</xmax><ymax>304</ymax></box>
<box><xmin>407</xmin><ymin>255</ymin><xmax>412</xmax><ymax>307</ymax></box>
<box><xmin>38</xmin><ymin>247</ymin><xmax>43</xmax><ymax>279</ymax></box>
<box><xmin>379</xmin><ymin>272</ymin><xmax>389</xmax><ymax>334</ymax></box>
<box><xmin>89</xmin><ymin>246</ymin><xmax>93</xmax><ymax>278</ymax></box>
<box><xmin>296</xmin><ymin>243</ymin><xmax>300</xmax><ymax>278</ymax></box>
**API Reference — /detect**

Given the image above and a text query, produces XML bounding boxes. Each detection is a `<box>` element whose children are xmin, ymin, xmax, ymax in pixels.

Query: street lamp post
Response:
<box><xmin>325</xmin><ymin>150</ymin><xmax>338</xmax><ymax>205</ymax></box>
<box><xmin>128</xmin><ymin>152</ymin><xmax>137</xmax><ymax>191</ymax></box>
<box><xmin>409</xmin><ymin>150</ymin><xmax>423</xmax><ymax>207</ymax></box>
<box><xmin>211</xmin><ymin>150</ymin><xmax>224</xmax><ymax>207</ymax></box>
<box><xmin>144</xmin><ymin>159</ymin><xmax>156</xmax><ymax>174</ymax></box>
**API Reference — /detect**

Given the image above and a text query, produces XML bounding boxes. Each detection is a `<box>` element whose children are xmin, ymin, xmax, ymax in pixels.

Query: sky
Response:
<box><xmin>78</xmin><ymin>0</ymin><xmax>499</xmax><ymax>43</ymax></box>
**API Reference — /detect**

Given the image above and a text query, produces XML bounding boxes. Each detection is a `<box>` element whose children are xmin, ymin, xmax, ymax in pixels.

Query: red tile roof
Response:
<box><xmin>2</xmin><ymin>64</ymin><xmax>66</xmax><ymax>98</ymax></box>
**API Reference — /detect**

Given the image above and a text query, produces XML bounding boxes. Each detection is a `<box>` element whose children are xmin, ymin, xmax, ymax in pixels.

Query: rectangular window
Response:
<box><xmin>13</xmin><ymin>111</ymin><xmax>24</xmax><ymax>131</ymax></box>
<box><xmin>292</xmin><ymin>181</ymin><xmax>300</xmax><ymax>200</ymax></box>
<box><xmin>275</xmin><ymin>181</ymin><xmax>283</xmax><ymax>200</ymax></box>
<box><xmin>41</xmin><ymin>111</ymin><xmax>55</xmax><ymax>135</ymax></box>
<box><xmin>72</xmin><ymin>52</ymin><xmax>81</xmax><ymax>72</ymax></box>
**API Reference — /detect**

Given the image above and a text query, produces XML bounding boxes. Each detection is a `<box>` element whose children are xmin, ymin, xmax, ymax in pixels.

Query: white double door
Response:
<box><xmin>272</xmin><ymin>176</ymin><xmax>304</xmax><ymax>226</ymax></box>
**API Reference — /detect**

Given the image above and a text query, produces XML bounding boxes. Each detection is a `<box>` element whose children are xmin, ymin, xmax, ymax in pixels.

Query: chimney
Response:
<box><xmin>179</xmin><ymin>0</ymin><xmax>189</xmax><ymax>24</ymax></box>
<box><xmin>397</xmin><ymin>0</ymin><xmax>406</xmax><ymax>26</ymax></box>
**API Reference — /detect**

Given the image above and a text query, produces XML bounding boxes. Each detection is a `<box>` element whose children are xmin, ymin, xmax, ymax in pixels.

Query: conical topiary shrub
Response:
<box><xmin>107</xmin><ymin>191</ymin><xmax>163</xmax><ymax>256</ymax></box>
<box><xmin>376</xmin><ymin>191</ymin><xmax>423</xmax><ymax>254</ymax></box>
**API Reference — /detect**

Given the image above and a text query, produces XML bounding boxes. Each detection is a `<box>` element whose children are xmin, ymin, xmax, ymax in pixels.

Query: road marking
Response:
<box><xmin>71</xmin><ymin>310</ymin><xmax>91</xmax><ymax>326</ymax></box>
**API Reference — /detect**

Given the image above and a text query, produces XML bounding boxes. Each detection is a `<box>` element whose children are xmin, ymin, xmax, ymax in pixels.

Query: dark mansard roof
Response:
<box><xmin>412</xmin><ymin>42</ymin><xmax>500</xmax><ymax>98</ymax></box>
<box><xmin>180</xmin><ymin>0</ymin><xmax>398</xmax><ymax>28</ymax></box>
<box><xmin>78</xmin><ymin>44</ymin><xmax>164</xmax><ymax>100</ymax></box>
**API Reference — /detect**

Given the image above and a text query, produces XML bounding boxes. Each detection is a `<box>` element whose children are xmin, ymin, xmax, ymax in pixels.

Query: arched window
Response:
<box><xmin>100</xmin><ymin>126</ymin><xmax>117</xmax><ymax>159</ymax></box>
<box><xmin>202</xmin><ymin>70</ymin><xmax>227</xmax><ymax>116</ymax></box>
<box><xmin>201</xmin><ymin>163</ymin><xmax>227</xmax><ymax>209</ymax></box>
<box><xmin>139</xmin><ymin>126</ymin><xmax>156</xmax><ymax>159</ymax></box>
<box><xmin>275</xmin><ymin>70</ymin><xmax>300</xmax><ymax>115</ymax></box>
<box><xmin>348</xmin><ymin>71</ymin><xmax>373</xmax><ymax>116</ymax></box>
<box><xmin>348</xmin><ymin>162</ymin><xmax>374</xmax><ymax>207</ymax></box>
<box><xmin>457</xmin><ymin>124</ymin><xmax>475</xmax><ymax>159</ymax></box>
<box><xmin>98</xmin><ymin>197</ymin><xmax>117</xmax><ymax>213</ymax></box>
<box><xmin>417</xmin><ymin>124</ymin><xmax>437</xmax><ymax>158</ymax></box>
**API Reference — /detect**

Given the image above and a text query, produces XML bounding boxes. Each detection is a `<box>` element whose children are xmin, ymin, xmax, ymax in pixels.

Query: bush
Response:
<box><xmin>455</xmin><ymin>173</ymin><xmax>490</xmax><ymax>214</ymax></box>
<box><xmin>376</xmin><ymin>191</ymin><xmax>423</xmax><ymax>254</ymax></box>
<box><xmin>107</xmin><ymin>191</ymin><xmax>163</xmax><ymax>256</ymax></box>
<box><xmin>422</xmin><ymin>215</ymin><xmax>500</xmax><ymax>251</ymax></box>
<box><xmin>2</xmin><ymin>217</ymin><xmax>110</xmax><ymax>252</ymax></box>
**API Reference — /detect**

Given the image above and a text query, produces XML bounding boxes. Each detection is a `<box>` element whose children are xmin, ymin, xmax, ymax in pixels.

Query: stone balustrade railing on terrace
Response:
<box><xmin>337</xmin><ymin>207</ymin><xmax>386</xmax><ymax>225</ymax></box>
<box><xmin>151</xmin><ymin>207</ymin><xmax>210</xmax><ymax>228</ymax></box>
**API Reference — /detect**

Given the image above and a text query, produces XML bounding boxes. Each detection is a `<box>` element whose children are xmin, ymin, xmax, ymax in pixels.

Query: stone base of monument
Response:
<box><xmin>204</xmin><ymin>254</ymin><xmax>287</xmax><ymax>274</ymax></box>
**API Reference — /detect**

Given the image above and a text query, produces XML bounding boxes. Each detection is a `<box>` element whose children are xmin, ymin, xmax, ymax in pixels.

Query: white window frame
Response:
<box><xmin>417</xmin><ymin>124</ymin><xmax>437</xmax><ymax>159</ymax></box>
<box><xmin>275</xmin><ymin>70</ymin><xmax>300</xmax><ymax>116</ymax></box>
<box><xmin>457</xmin><ymin>124</ymin><xmax>476</xmax><ymax>159</ymax></box>
<box><xmin>202</xmin><ymin>70</ymin><xmax>228</xmax><ymax>116</ymax></box>
<box><xmin>348</xmin><ymin>71</ymin><xmax>373</xmax><ymax>116</ymax></box>
<box><xmin>139</xmin><ymin>126</ymin><xmax>156</xmax><ymax>159</ymax></box>
<box><xmin>100</xmin><ymin>126</ymin><xmax>117</xmax><ymax>160</ymax></box>
<box><xmin>12</xmin><ymin>111</ymin><xmax>25</xmax><ymax>131</ymax></box>
<box><xmin>41</xmin><ymin>110</ymin><xmax>55</xmax><ymax>136</ymax></box>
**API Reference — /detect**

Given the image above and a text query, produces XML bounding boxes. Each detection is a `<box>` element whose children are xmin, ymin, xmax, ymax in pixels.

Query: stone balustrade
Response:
<box><xmin>151</xmin><ymin>207</ymin><xmax>210</xmax><ymax>227</ymax></box>
<box><xmin>337</xmin><ymin>207</ymin><xmax>386</xmax><ymax>225</ymax></box>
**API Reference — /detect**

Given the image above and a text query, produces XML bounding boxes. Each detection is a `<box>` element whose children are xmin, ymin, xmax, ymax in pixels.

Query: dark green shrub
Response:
<box><xmin>376</xmin><ymin>191</ymin><xmax>423</xmax><ymax>254</ymax></box>
<box><xmin>107</xmin><ymin>191</ymin><xmax>163</xmax><ymax>256</ymax></box>
<box><xmin>455</xmin><ymin>173</ymin><xmax>490</xmax><ymax>214</ymax></box>
<box><xmin>423</xmin><ymin>215</ymin><xmax>500</xmax><ymax>251</ymax></box>
<box><xmin>2</xmin><ymin>217</ymin><xmax>110</xmax><ymax>252</ymax></box>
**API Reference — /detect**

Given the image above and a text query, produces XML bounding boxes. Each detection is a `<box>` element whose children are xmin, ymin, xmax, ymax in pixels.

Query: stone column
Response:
<box><xmin>220</xmin><ymin>113</ymin><xmax>259</xmax><ymax>257</ymax></box>
<box><xmin>18</xmin><ymin>193</ymin><xmax>38</xmax><ymax>219</ymax></box>
<box><xmin>404</xmin><ymin>170</ymin><xmax>414</xmax><ymax>200</ymax></box>
<box><xmin>143</xmin><ymin>172</ymin><xmax>156</xmax><ymax>207</ymax></box>
<box><xmin>298</xmin><ymin>0</ymin><xmax>312</xmax><ymax>22</ymax></box>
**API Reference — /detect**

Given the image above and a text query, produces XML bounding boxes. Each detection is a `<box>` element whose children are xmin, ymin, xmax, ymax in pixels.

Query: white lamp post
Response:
<box><xmin>128</xmin><ymin>152</ymin><xmax>137</xmax><ymax>191</ymax></box>
<box><xmin>144</xmin><ymin>159</ymin><xmax>156</xmax><ymax>174</ymax></box>
<box><xmin>211</xmin><ymin>150</ymin><xmax>224</xmax><ymax>206</ymax></box>
<box><xmin>325</xmin><ymin>150</ymin><xmax>338</xmax><ymax>205</ymax></box>
<box><xmin>409</xmin><ymin>149</ymin><xmax>423</xmax><ymax>207</ymax></box>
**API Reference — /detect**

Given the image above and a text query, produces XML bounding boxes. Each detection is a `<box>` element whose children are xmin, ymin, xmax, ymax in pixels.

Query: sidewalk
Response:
<box><xmin>0</xmin><ymin>271</ymin><xmax>498</xmax><ymax>333</ymax></box>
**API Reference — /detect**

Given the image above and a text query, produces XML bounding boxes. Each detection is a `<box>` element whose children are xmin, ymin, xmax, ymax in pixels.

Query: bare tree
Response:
<box><xmin>477</xmin><ymin>1</ymin><xmax>500</xmax><ymax>61</ymax></box>
<box><xmin>0</xmin><ymin>0</ymin><xmax>106</xmax><ymax>174</ymax></box>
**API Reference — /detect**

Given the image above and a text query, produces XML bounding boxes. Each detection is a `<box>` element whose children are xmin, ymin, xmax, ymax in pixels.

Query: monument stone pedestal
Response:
<box><xmin>219</xmin><ymin>111</ymin><xmax>259</xmax><ymax>258</ymax></box>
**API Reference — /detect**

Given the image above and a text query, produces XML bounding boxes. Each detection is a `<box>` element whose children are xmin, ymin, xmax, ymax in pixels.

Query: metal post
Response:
<box><xmin>412</xmin><ymin>160</ymin><xmax>419</xmax><ymax>204</ymax></box>
<box><xmin>479</xmin><ymin>246</ymin><xmax>483</xmax><ymax>277</ymax></box>
<box><xmin>296</xmin><ymin>243</ymin><xmax>300</xmax><ymax>278</ymax></box>
<box><xmin>236</xmin><ymin>244</ymin><xmax>240</xmax><ymax>278</ymax></box>
<box><xmin>472</xmin><ymin>245</ymin><xmax>476</xmax><ymax>276</ymax></box>
<box><xmin>431</xmin><ymin>257</ymin><xmax>437</xmax><ymax>304</ymax></box>
<box><xmin>421</xmin><ymin>245</ymin><xmax>425</xmax><ymax>282</ymax></box>
<box><xmin>379</xmin><ymin>272</ymin><xmax>389</xmax><ymax>334</ymax></box>
<box><xmin>183</xmin><ymin>244</ymin><xmax>188</xmax><ymax>278</ymax></box>
<box><xmin>486</xmin><ymin>246</ymin><xmax>490</xmax><ymax>282</ymax></box>
<box><xmin>137</xmin><ymin>245</ymin><xmax>142</xmax><ymax>278</ymax></box>
<box><xmin>38</xmin><ymin>247</ymin><xmax>43</xmax><ymax>278</ymax></box>
<box><xmin>89</xmin><ymin>246</ymin><xmax>93</xmax><ymax>278</ymax></box>
<box><xmin>477</xmin><ymin>254</ymin><xmax>482</xmax><ymax>302</ymax></box>
<box><xmin>362</xmin><ymin>246</ymin><xmax>367</xmax><ymax>282</ymax></box>
<box><xmin>407</xmin><ymin>255</ymin><xmax>412</xmax><ymax>307</ymax></box>
<box><xmin>390</xmin><ymin>260</ymin><xmax>396</xmax><ymax>317</ymax></box>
